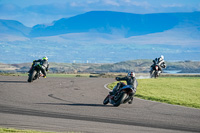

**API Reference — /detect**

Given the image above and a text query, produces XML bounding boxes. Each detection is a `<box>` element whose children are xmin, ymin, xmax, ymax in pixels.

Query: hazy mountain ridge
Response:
<box><xmin>0</xmin><ymin>19</ymin><xmax>31</xmax><ymax>36</ymax></box>
<box><xmin>1</xmin><ymin>60</ymin><xmax>200</xmax><ymax>74</ymax></box>
<box><xmin>29</xmin><ymin>11</ymin><xmax>200</xmax><ymax>37</ymax></box>
<box><xmin>1</xmin><ymin>11</ymin><xmax>200</xmax><ymax>38</ymax></box>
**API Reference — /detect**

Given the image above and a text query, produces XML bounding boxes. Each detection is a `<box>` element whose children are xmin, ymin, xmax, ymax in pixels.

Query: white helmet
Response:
<box><xmin>160</xmin><ymin>55</ymin><xmax>164</xmax><ymax>60</ymax></box>
<box><xmin>128</xmin><ymin>72</ymin><xmax>135</xmax><ymax>77</ymax></box>
<box><xmin>42</xmin><ymin>56</ymin><xmax>48</xmax><ymax>61</ymax></box>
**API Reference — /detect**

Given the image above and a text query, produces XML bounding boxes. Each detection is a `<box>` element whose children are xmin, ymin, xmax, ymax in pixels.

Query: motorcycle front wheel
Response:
<box><xmin>150</xmin><ymin>70</ymin><xmax>154</xmax><ymax>78</ymax></box>
<box><xmin>103</xmin><ymin>95</ymin><xmax>109</xmax><ymax>105</ymax></box>
<box><xmin>155</xmin><ymin>71</ymin><xmax>158</xmax><ymax>78</ymax></box>
<box><xmin>28</xmin><ymin>70</ymin><xmax>37</xmax><ymax>82</ymax></box>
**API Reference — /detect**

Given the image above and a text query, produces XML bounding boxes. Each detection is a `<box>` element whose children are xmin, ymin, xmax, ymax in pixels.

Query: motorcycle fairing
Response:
<box><xmin>120</xmin><ymin>85</ymin><xmax>133</xmax><ymax>90</ymax></box>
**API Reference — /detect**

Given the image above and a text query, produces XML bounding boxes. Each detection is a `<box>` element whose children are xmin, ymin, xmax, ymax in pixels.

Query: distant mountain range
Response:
<box><xmin>1</xmin><ymin>11</ymin><xmax>200</xmax><ymax>37</ymax></box>
<box><xmin>1</xmin><ymin>60</ymin><xmax>200</xmax><ymax>74</ymax></box>
<box><xmin>0</xmin><ymin>19</ymin><xmax>31</xmax><ymax>36</ymax></box>
<box><xmin>30</xmin><ymin>11</ymin><xmax>182</xmax><ymax>37</ymax></box>
<box><xmin>0</xmin><ymin>11</ymin><xmax>200</xmax><ymax>63</ymax></box>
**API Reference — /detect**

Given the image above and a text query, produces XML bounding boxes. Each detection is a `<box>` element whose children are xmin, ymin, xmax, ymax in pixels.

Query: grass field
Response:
<box><xmin>108</xmin><ymin>77</ymin><xmax>200</xmax><ymax>109</ymax></box>
<box><xmin>0</xmin><ymin>128</ymin><xmax>79</xmax><ymax>133</ymax></box>
<box><xmin>0</xmin><ymin>73</ymin><xmax>92</xmax><ymax>78</ymax></box>
<box><xmin>0</xmin><ymin>73</ymin><xmax>127</xmax><ymax>78</ymax></box>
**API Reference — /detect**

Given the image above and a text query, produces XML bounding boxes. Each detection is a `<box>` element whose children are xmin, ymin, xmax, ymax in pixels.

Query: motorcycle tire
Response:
<box><xmin>103</xmin><ymin>95</ymin><xmax>109</xmax><ymax>105</ymax></box>
<box><xmin>155</xmin><ymin>71</ymin><xmax>158</xmax><ymax>78</ymax></box>
<box><xmin>113</xmin><ymin>92</ymin><xmax>127</xmax><ymax>107</ymax></box>
<box><xmin>28</xmin><ymin>70</ymin><xmax>37</xmax><ymax>82</ymax></box>
<box><xmin>150</xmin><ymin>70</ymin><xmax>154</xmax><ymax>78</ymax></box>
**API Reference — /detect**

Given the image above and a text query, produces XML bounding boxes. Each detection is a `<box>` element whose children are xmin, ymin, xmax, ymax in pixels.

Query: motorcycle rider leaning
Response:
<box><xmin>110</xmin><ymin>72</ymin><xmax>138</xmax><ymax>104</ymax></box>
<box><xmin>150</xmin><ymin>55</ymin><xmax>166</xmax><ymax>73</ymax></box>
<box><xmin>29</xmin><ymin>56</ymin><xmax>49</xmax><ymax>78</ymax></box>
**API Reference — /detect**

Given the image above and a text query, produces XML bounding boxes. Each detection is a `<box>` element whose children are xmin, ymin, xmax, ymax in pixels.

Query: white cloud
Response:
<box><xmin>124</xmin><ymin>1</ymin><xmax>150</xmax><ymax>7</ymax></box>
<box><xmin>103</xmin><ymin>0</ymin><xmax>120</xmax><ymax>6</ymax></box>
<box><xmin>1</xmin><ymin>0</ymin><xmax>200</xmax><ymax>27</ymax></box>
<box><xmin>162</xmin><ymin>3</ymin><xmax>184</xmax><ymax>8</ymax></box>
<box><xmin>86</xmin><ymin>0</ymin><xmax>100</xmax><ymax>4</ymax></box>
<box><xmin>70</xmin><ymin>2</ymin><xmax>78</xmax><ymax>7</ymax></box>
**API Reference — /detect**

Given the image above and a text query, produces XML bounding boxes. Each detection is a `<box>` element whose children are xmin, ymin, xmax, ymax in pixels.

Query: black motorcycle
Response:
<box><xmin>150</xmin><ymin>64</ymin><xmax>161</xmax><ymax>78</ymax></box>
<box><xmin>103</xmin><ymin>82</ymin><xmax>135</xmax><ymax>107</ymax></box>
<box><xmin>28</xmin><ymin>62</ymin><xmax>44</xmax><ymax>82</ymax></box>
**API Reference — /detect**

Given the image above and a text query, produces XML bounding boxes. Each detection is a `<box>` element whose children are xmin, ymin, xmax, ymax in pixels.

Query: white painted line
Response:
<box><xmin>104</xmin><ymin>83</ymin><xmax>111</xmax><ymax>91</ymax></box>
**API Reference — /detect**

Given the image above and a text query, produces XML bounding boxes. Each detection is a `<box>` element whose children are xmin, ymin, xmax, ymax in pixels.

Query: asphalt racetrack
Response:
<box><xmin>0</xmin><ymin>75</ymin><xmax>200</xmax><ymax>133</ymax></box>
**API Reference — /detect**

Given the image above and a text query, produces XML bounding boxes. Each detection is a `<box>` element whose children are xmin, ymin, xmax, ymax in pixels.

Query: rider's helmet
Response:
<box><xmin>42</xmin><ymin>56</ymin><xmax>48</xmax><ymax>61</ymax></box>
<box><xmin>160</xmin><ymin>55</ymin><xmax>164</xmax><ymax>60</ymax></box>
<box><xmin>128</xmin><ymin>72</ymin><xmax>135</xmax><ymax>78</ymax></box>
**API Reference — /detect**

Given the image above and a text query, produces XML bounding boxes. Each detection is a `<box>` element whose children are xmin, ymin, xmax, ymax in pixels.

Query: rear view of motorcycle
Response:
<box><xmin>28</xmin><ymin>62</ymin><xmax>44</xmax><ymax>82</ymax></box>
<box><xmin>150</xmin><ymin>56</ymin><xmax>166</xmax><ymax>78</ymax></box>
<box><xmin>103</xmin><ymin>82</ymin><xmax>135</xmax><ymax>107</ymax></box>
<box><xmin>150</xmin><ymin>64</ymin><xmax>161</xmax><ymax>78</ymax></box>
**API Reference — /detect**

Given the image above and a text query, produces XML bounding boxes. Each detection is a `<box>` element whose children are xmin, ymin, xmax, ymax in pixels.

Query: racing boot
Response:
<box><xmin>128</xmin><ymin>97</ymin><xmax>133</xmax><ymax>104</ymax></box>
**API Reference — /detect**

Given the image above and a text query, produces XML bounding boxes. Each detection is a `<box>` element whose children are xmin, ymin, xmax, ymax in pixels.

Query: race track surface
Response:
<box><xmin>0</xmin><ymin>75</ymin><xmax>200</xmax><ymax>133</ymax></box>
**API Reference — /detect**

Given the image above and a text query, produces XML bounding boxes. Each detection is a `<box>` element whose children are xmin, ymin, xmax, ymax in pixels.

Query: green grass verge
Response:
<box><xmin>0</xmin><ymin>127</ymin><xmax>79</xmax><ymax>133</ymax></box>
<box><xmin>45</xmin><ymin>74</ymin><xmax>91</xmax><ymax>78</ymax></box>
<box><xmin>108</xmin><ymin>77</ymin><xmax>200</xmax><ymax>109</ymax></box>
<box><xmin>0</xmin><ymin>73</ymin><xmax>92</xmax><ymax>78</ymax></box>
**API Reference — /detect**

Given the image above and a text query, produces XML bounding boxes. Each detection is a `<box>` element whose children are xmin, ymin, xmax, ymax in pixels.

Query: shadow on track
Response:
<box><xmin>46</xmin><ymin>94</ymin><xmax>113</xmax><ymax>107</ymax></box>
<box><xmin>0</xmin><ymin>81</ymin><xmax>27</xmax><ymax>83</ymax></box>
<box><xmin>36</xmin><ymin>102</ymin><xmax>113</xmax><ymax>107</ymax></box>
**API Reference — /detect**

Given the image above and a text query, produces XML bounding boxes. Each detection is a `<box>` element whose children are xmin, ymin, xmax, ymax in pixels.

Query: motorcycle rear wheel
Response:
<box><xmin>113</xmin><ymin>92</ymin><xmax>127</xmax><ymax>107</ymax></box>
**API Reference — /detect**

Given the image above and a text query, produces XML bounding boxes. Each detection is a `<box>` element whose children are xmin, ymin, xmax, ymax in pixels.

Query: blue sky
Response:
<box><xmin>0</xmin><ymin>0</ymin><xmax>200</xmax><ymax>26</ymax></box>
